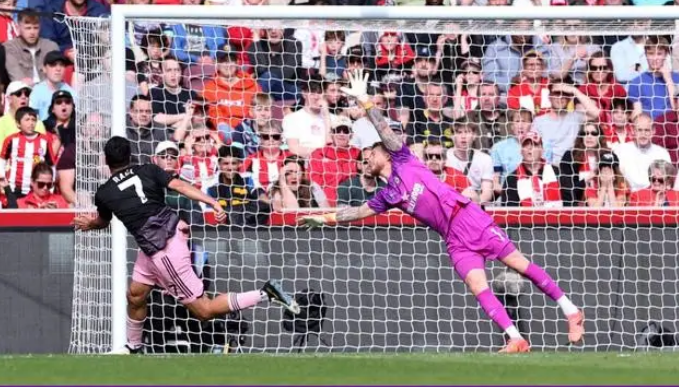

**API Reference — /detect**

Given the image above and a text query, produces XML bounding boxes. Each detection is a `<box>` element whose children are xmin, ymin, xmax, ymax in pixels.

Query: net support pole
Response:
<box><xmin>109</xmin><ymin>7</ymin><xmax>129</xmax><ymax>352</ymax></box>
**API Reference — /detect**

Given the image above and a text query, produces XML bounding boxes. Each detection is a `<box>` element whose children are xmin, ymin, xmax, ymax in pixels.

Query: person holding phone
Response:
<box><xmin>16</xmin><ymin>162</ymin><xmax>68</xmax><ymax>209</ymax></box>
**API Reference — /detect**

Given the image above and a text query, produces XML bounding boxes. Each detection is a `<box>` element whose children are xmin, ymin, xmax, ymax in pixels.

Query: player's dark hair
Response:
<box><xmin>218</xmin><ymin>145</ymin><xmax>245</xmax><ymax>161</ymax></box>
<box><xmin>15</xmin><ymin>106</ymin><xmax>37</xmax><ymax>123</ymax></box>
<box><xmin>104</xmin><ymin>136</ymin><xmax>132</xmax><ymax>170</ymax></box>
<box><xmin>31</xmin><ymin>162</ymin><xmax>53</xmax><ymax>180</ymax></box>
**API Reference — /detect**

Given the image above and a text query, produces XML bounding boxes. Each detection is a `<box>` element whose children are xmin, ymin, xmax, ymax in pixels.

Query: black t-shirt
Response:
<box><xmin>150</xmin><ymin>87</ymin><xmax>197</xmax><ymax>116</ymax></box>
<box><xmin>95</xmin><ymin>164</ymin><xmax>174</xmax><ymax>242</ymax></box>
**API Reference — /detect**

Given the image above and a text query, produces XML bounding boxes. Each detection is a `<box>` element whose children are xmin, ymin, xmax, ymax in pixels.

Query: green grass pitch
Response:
<box><xmin>1</xmin><ymin>353</ymin><xmax>679</xmax><ymax>385</ymax></box>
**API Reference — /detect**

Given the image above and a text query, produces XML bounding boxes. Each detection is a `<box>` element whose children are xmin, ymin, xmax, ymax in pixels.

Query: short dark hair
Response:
<box><xmin>18</xmin><ymin>8</ymin><xmax>40</xmax><ymax>24</ymax></box>
<box><xmin>15</xmin><ymin>106</ymin><xmax>37</xmax><ymax>123</ymax></box>
<box><xmin>129</xmin><ymin>94</ymin><xmax>151</xmax><ymax>109</ymax></box>
<box><xmin>303</xmin><ymin>75</ymin><xmax>324</xmax><ymax>94</ymax></box>
<box><xmin>31</xmin><ymin>162</ymin><xmax>53</xmax><ymax>181</ymax></box>
<box><xmin>611</xmin><ymin>97</ymin><xmax>632</xmax><ymax>112</ymax></box>
<box><xmin>104</xmin><ymin>136</ymin><xmax>132</xmax><ymax>170</ymax></box>
<box><xmin>217</xmin><ymin>145</ymin><xmax>245</xmax><ymax>161</ymax></box>
<box><xmin>324</xmin><ymin>30</ymin><xmax>345</xmax><ymax>42</ymax></box>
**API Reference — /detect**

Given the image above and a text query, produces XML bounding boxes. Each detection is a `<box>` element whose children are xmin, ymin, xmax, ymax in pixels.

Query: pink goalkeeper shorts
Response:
<box><xmin>132</xmin><ymin>220</ymin><xmax>204</xmax><ymax>304</ymax></box>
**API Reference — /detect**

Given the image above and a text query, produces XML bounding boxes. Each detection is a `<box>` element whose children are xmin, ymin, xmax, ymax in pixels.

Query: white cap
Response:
<box><xmin>154</xmin><ymin>141</ymin><xmax>179</xmax><ymax>155</ymax></box>
<box><xmin>6</xmin><ymin>81</ymin><xmax>31</xmax><ymax>96</ymax></box>
<box><xmin>332</xmin><ymin>115</ymin><xmax>353</xmax><ymax>130</ymax></box>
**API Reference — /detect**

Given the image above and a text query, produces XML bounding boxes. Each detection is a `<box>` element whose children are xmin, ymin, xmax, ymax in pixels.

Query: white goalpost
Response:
<box><xmin>68</xmin><ymin>5</ymin><xmax>679</xmax><ymax>354</ymax></box>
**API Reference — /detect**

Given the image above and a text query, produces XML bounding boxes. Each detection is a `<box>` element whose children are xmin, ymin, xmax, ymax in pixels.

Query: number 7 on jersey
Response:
<box><xmin>118</xmin><ymin>175</ymin><xmax>148</xmax><ymax>203</ymax></box>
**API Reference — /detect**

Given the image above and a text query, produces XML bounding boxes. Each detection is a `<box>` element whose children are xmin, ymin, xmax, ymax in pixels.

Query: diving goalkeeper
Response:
<box><xmin>299</xmin><ymin>70</ymin><xmax>584</xmax><ymax>353</ymax></box>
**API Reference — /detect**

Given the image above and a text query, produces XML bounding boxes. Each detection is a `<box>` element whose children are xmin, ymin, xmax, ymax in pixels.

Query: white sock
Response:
<box><xmin>505</xmin><ymin>326</ymin><xmax>522</xmax><ymax>340</ymax></box>
<box><xmin>557</xmin><ymin>296</ymin><xmax>579</xmax><ymax>316</ymax></box>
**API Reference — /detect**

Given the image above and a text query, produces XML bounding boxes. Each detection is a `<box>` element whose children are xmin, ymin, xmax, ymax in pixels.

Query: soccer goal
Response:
<box><xmin>68</xmin><ymin>5</ymin><xmax>679</xmax><ymax>354</ymax></box>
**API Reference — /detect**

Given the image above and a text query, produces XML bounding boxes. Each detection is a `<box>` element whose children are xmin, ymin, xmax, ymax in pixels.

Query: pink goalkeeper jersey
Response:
<box><xmin>367</xmin><ymin>145</ymin><xmax>492</xmax><ymax>238</ymax></box>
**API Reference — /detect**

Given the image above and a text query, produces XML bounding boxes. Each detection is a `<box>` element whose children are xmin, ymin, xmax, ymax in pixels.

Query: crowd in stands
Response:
<box><xmin>2</xmin><ymin>0</ymin><xmax>679</xmax><ymax>222</ymax></box>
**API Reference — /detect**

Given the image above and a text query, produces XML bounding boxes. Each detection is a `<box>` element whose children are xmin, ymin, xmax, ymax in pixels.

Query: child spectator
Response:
<box><xmin>242</xmin><ymin>121</ymin><xmax>290</xmax><ymax>191</ymax></box>
<box><xmin>0</xmin><ymin>107</ymin><xmax>53</xmax><ymax>197</ymax></box>
<box><xmin>282</xmin><ymin>76</ymin><xmax>334</xmax><ymax>157</ymax></box>
<box><xmin>16</xmin><ymin>161</ymin><xmax>67</xmax><ymax>208</ymax></box>
<box><xmin>604</xmin><ymin>98</ymin><xmax>635</xmax><ymax>149</ymax></box>
<box><xmin>491</xmin><ymin>109</ymin><xmax>534</xmax><ymax>197</ymax></box>
<box><xmin>628</xmin><ymin>159</ymin><xmax>679</xmax><ymax>206</ymax></box>
<box><xmin>135</xmin><ymin>29</ymin><xmax>170</xmax><ymax>91</ymax></box>
<box><xmin>270</xmin><ymin>155</ymin><xmax>329</xmax><ymax>212</ymax></box>
<box><xmin>319</xmin><ymin>30</ymin><xmax>346</xmax><ymax>79</ymax></box>
<box><xmin>585</xmin><ymin>151</ymin><xmax>628</xmax><ymax>207</ymax></box>
<box><xmin>374</xmin><ymin>32</ymin><xmax>414</xmax><ymax>82</ymax></box>
<box><xmin>445</xmin><ymin>119</ymin><xmax>494</xmax><ymax>204</ymax></box>
<box><xmin>179</xmin><ymin>126</ymin><xmax>221</xmax><ymax>189</ymax></box>
<box><xmin>29</xmin><ymin>50</ymin><xmax>75</xmax><ymax>120</ymax></box>
<box><xmin>231</xmin><ymin>92</ymin><xmax>272</xmax><ymax>156</ymax></box>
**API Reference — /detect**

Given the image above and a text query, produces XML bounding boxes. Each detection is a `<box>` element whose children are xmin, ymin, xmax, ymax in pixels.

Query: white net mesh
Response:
<box><xmin>69</xmin><ymin>12</ymin><xmax>679</xmax><ymax>354</ymax></box>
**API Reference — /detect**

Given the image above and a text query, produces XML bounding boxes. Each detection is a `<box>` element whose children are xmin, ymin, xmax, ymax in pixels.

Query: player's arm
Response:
<box><xmin>298</xmin><ymin>203</ymin><xmax>376</xmax><ymax>228</ymax></box>
<box><xmin>167</xmin><ymin>177</ymin><xmax>226</xmax><ymax>222</ymax></box>
<box><xmin>341</xmin><ymin>69</ymin><xmax>402</xmax><ymax>153</ymax></box>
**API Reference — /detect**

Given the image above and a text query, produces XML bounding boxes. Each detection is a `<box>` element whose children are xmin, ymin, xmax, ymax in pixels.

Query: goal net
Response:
<box><xmin>68</xmin><ymin>7</ymin><xmax>679</xmax><ymax>354</ymax></box>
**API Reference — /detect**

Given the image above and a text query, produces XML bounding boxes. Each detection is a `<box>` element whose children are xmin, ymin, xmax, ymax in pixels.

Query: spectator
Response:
<box><xmin>435</xmin><ymin>24</ymin><xmax>483</xmax><ymax>87</ymax></box>
<box><xmin>202</xmin><ymin>50</ymin><xmax>261</xmax><ymax>132</ymax></box>
<box><xmin>407</xmin><ymin>80</ymin><xmax>450</xmax><ymax>147</ymax></box>
<box><xmin>610</xmin><ymin>26</ymin><xmax>670</xmax><ymax>85</ymax></box>
<box><xmin>374</xmin><ymin>32</ymin><xmax>414</xmax><ymax>82</ymax></box>
<box><xmin>336</xmin><ymin>148</ymin><xmax>386</xmax><ymax>207</ymax></box>
<box><xmin>163</xmin><ymin>22</ymin><xmax>226</xmax><ymax>66</ymax></box>
<box><xmin>135</xmin><ymin>29</ymin><xmax>170</xmax><ymax>91</ymax></box>
<box><xmin>153</xmin><ymin>140</ymin><xmax>204</xmax><ymax>226</ymax></box>
<box><xmin>179</xmin><ymin>126</ymin><xmax>221</xmax><ymax>189</ymax></box>
<box><xmin>578</xmin><ymin>52</ymin><xmax>626</xmax><ymax>113</ymax></box>
<box><xmin>398</xmin><ymin>45</ymin><xmax>437</xmax><ymax>119</ymax></box>
<box><xmin>0</xmin><ymin>107</ymin><xmax>53</xmax><ymax>197</ymax></box>
<box><xmin>654</xmin><ymin>96</ymin><xmax>679</xmax><ymax>164</ymax></box>
<box><xmin>16</xmin><ymin>161</ymin><xmax>67</xmax><ymax>208</ymax></box>
<box><xmin>627</xmin><ymin>36</ymin><xmax>679</xmax><ymax>119</ymax></box>
<box><xmin>491</xmin><ymin>108</ymin><xmax>533</xmax><ymax>197</ymax></box>
<box><xmin>377</xmin><ymin>79</ymin><xmax>406</xmax><ymax>126</ymax></box>
<box><xmin>29</xmin><ymin>50</ymin><xmax>75</xmax><ymax>120</ymax></box>
<box><xmin>323</xmin><ymin>75</ymin><xmax>347</xmax><ymax>116</ymax></box>
<box><xmin>503</xmin><ymin>130</ymin><xmax>563</xmax><ymax>207</ymax></box>
<box><xmin>150</xmin><ymin>56</ymin><xmax>198</xmax><ymax>127</ymax></box>
<box><xmin>270</xmin><ymin>155</ymin><xmax>329</xmax><ymax>211</ymax></box>
<box><xmin>445</xmin><ymin>119</ymin><xmax>494</xmax><ymax>204</ymax></box>
<box><xmin>628</xmin><ymin>159</ymin><xmax>679</xmax><ymax>206</ymax></box>
<box><xmin>249</xmin><ymin>28</ymin><xmax>302</xmax><ymax>102</ymax></box>
<box><xmin>41</xmin><ymin>0</ymin><xmax>109</xmax><ymax>65</ymax></box>
<box><xmin>308</xmin><ymin>115</ymin><xmax>360</xmax><ymax>206</ymax></box>
<box><xmin>532</xmin><ymin>79</ymin><xmax>601</xmax><ymax>166</ymax></box>
<box><xmin>319</xmin><ymin>30</ymin><xmax>346</xmax><ymax>79</ymax></box>
<box><xmin>615</xmin><ymin>113</ymin><xmax>671</xmax><ymax>192</ymax></box>
<box><xmin>3</xmin><ymin>8</ymin><xmax>58</xmax><ymax>86</ymax></box>
<box><xmin>604</xmin><ymin>97</ymin><xmax>634</xmax><ymax>149</ymax></box>
<box><xmin>0</xmin><ymin>0</ymin><xmax>18</xmax><ymax>43</ymax></box>
<box><xmin>452</xmin><ymin>59</ymin><xmax>483</xmax><ymax>119</ymax></box>
<box><xmin>351</xmin><ymin>109</ymin><xmax>405</xmax><ymax>151</ymax></box>
<box><xmin>207</xmin><ymin>145</ymin><xmax>270</xmax><ymax>226</ymax></box>
<box><xmin>282</xmin><ymin>76</ymin><xmax>333</xmax><ymax>157</ymax></box>
<box><xmin>43</xmin><ymin>90</ymin><xmax>74</xmax><ymax>156</ymax></box>
<box><xmin>231</xmin><ymin>92</ymin><xmax>272</xmax><ymax>156</ymax></box>
<box><xmin>0</xmin><ymin>81</ymin><xmax>46</xmax><ymax>145</ymax></box>
<box><xmin>559</xmin><ymin>122</ymin><xmax>608</xmax><ymax>207</ymax></box>
<box><xmin>585</xmin><ymin>151</ymin><xmax>628</xmax><ymax>207</ymax></box>
<box><xmin>293</xmin><ymin>26</ymin><xmax>323</xmax><ymax>74</ymax></box>
<box><xmin>127</xmin><ymin>94</ymin><xmax>170</xmax><ymax>165</ymax></box>
<box><xmin>547</xmin><ymin>22</ymin><xmax>601</xmax><ymax>85</ymax></box>
<box><xmin>242</xmin><ymin>121</ymin><xmax>289</xmax><ymax>191</ymax></box>
<box><xmin>507</xmin><ymin>50</ymin><xmax>551</xmax><ymax>116</ymax></box>
<box><xmin>468</xmin><ymin>82</ymin><xmax>508</xmax><ymax>152</ymax></box>
<box><xmin>56</xmin><ymin>142</ymin><xmax>75</xmax><ymax>205</ymax></box>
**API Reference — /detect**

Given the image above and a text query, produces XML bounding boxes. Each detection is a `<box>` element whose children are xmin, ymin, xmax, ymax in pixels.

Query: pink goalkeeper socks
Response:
<box><xmin>228</xmin><ymin>290</ymin><xmax>266</xmax><ymax>311</ymax></box>
<box><xmin>476</xmin><ymin>288</ymin><xmax>515</xmax><ymax>331</ymax></box>
<box><xmin>126</xmin><ymin>316</ymin><xmax>144</xmax><ymax>349</ymax></box>
<box><xmin>524</xmin><ymin>263</ymin><xmax>565</xmax><ymax>302</ymax></box>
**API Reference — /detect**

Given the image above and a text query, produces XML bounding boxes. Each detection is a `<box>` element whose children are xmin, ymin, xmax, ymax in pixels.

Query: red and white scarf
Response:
<box><xmin>515</xmin><ymin>161</ymin><xmax>562</xmax><ymax>208</ymax></box>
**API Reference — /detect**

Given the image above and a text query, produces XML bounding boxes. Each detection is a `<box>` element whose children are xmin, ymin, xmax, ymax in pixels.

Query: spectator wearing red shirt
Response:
<box><xmin>0</xmin><ymin>107</ymin><xmax>53</xmax><ymax>197</ymax></box>
<box><xmin>179</xmin><ymin>126</ymin><xmax>221</xmax><ymax>189</ymax></box>
<box><xmin>16</xmin><ymin>161</ymin><xmax>68</xmax><ymax>208</ymax></box>
<box><xmin>374</xmin><ymin>32</ymin><xmax>414</xmax><ymax>82</ymax></box>
<box><xmin>0</xmin><ymin>0</ymin><xmax>18</xmax><ymax>43</ymax></box>
<box><xmin>507</xmin><ymin>50</ymin><xmax>551</xmax><ymax>116</ymax></box>
<box><xmin>604</xmin><ymin>98</ymin><xmax>634</xmax><ymax>148</ymax></box>
<box><xmin>629</xmin><ymin>159</ymin><xmax>679</xmax><ymax>207</ymax></box>
<box><xmin>578</xmin><ymin>52</ymin><xmax>626</xmax><ymax>114</ymax></box>
<box><xmin>653</xmin><ymin>97</ymin><xmax>679</xmax><ymax>164</ymax></box>
<box><xmin>308</xmin><ymin>115</ymin><xmax>360</xmax><ymax>207</ymax></box>
<box><xmin>242</xmin><ymin>121</ymin><xmax>290</xmax><ymax>191</ymax></box>
<box><xmin>452</xmin><ymin>59</ymin><xmax>483</xmax><ymax>119</ymax></box>
<box><xmin>584</xmin><ymin>151</ymin><xmax>628</xmax><ymax>208</ymax></box>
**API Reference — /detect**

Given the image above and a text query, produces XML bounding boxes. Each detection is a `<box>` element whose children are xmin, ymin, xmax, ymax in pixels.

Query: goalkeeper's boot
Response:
<box><xmin>499</xmin><ymin>338</ymin><xmax>530</xmax><ymax>354</ymax></box>
<box><xmin>567</xmin><ymin>310</ymin><xmax>585</xmax><ymax>344</ymax></box>
<box><xmin>108</xmin><ymin>344</ymin><xmax>143</xmax><ymax>355</ymax></box>
<box><xmin>262</xmin><ymin>279</ymin><xmax>300</xmax><ymax>315</ymax></box>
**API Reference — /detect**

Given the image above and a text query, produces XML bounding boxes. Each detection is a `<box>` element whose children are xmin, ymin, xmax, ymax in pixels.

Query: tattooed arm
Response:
<box><xmin>299</xmin><ymin>203</ymin><xmax>377</xmax><ymax>228</ymax></box>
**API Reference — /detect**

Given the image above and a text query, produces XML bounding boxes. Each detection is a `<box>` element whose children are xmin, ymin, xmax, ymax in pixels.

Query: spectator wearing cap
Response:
<box><xmin>232</xmin><ymin>92</ymin><xmax>272</xmax><ymax>156</ymax></box>
<box><xmin>201</xmin><ymin>50</ymin><xmax>261</xmax><ymax>132</ymax></box>
<box><xmin>0</xmin><ymin>81</ymin><xmax>46</xmax><ymax>145</ymax></box>
<box><xmin>483</xmin><ymin>26</ymin><xmax>547</xmax><ymax>95</ymax></box>
<box><xmin>336</xmin><ymin>148</ymin><xmax>386</xmax><ymax>208</ymax></box>
<box><xmin>628</xmin><ymin>159</ymin><xmax>679</xmax><ymax>206</ymax></box>
<box><xmin>507</xmin><ymin>50</ymin><xmax>551</xmax><ymax>116</ymax></box>
<box><xmin>532</xmin><ymin>78</ymin><xmax>601</xmax><ymax>166</ymax></box>
<box><xmin>627</xmin><ymin>36</ymin><xmax>679</xmax><ymax>119</ymax></box>
<box><xmin>445</xmin><ymin>119</ymin><xmax>494</xmax><ymax>204</ymax></box>
<box><xmin>41</xmin><ymin>0</ymin><xmax>109</xmax><ymax>66</ymax></box>
<box><xmin>43</xmin><ymin>90</ymin><xmax>74</xmax><ymax>155</ymax></box>
<box><xmin>127</xmin><ymin>94</ymin><xmax>171</xmax><ymax>165</ymax></box>
<box><xmin>490</xmin><ymin>109</ymin><xmax>533</xmax><ymax>197</ymax></box>
<box><xmin>546</xmin><ymin>22</ymin><xmax>601</xmax><ymax>85</ymax></box>
<box><xmin>468</xmin><ymin>82</ymin><xmax>509</xmax><ymax>152</ymax></box>
<box><xmin>343</xmin><ymin>46</ymin><xmax>367</xmax><ymax>84</ymax></box>
<box><xmin>319</xmin><ymin>30</ymin><xmax>346</xmax><ymax>79</ymax></box>
<box><xmin>16</xmin><ymin>162</ymin><xmax>67</xmax><ymax>208</ymax></box>
<box><xmin>374</xmin><ymin>32</ymin><xmax>415</xmax><ymax>83</ymax></box>
<box><xmin>270</xmin><ymin>155</ymin><xmax>329</xmax><ymax>212</ymax></box>
<box><xmin>29</xmin><ymin>50</ymin><xmax>75</xmax><ymax>120</ymax></box>
<box><xmin>248</xmin><ymin>28</ymin><xmax>302</xmax><ymax>102</ymax></box>
<box><xmin>161</xmin><ymin>21</ymin><xmax>226</xmax><ymax>66</ymax></box>
<box><xmin>585</xmin><ymin>151</ymin><xmax>628</xmax><ymax>207</ymax></box>
<box><xmin>152</xmin><ymin>140</ymin><xmax>205</xmax><ymax>226</ymax></box>
<box><xmin>282</xmin><ymin>76</ymin><xmax>334</xmax><ymax>158</ymax></box>
<box><xmin>559</xmin><ymin>122</ymin><xmax>609</xmax><ymax>207</ymax></box>
<box><xmin>614</xmin><ymin>113</ymin><xmax>672</xmax><ymax>192</ymax></box>
<box><xmin>502</xmin><ymin>130</ymin><xmax>563</xmax><ymax>208</ymax></box>
<box><xmin>308</xmin><ymin>115</ymin><xmax>360</xmax><ymax>206</ymax></box>
<box><xmin>452</xmin><ymin>59</ymin><xmax>484</xmax><ymax>119</ymax></box>
<box><xmin>434</xmin><ymin>25</ymin><xmax>484</xmax><ymax>87</ymax></box>
<box><xmin>3</xmin><ymin>8</ymin><xmax>58</xmax><ymax>86</ymax></box>
<box><xmin>150</xmin><ymin>56</ymin><xmax>199</xmax><ymax>128</ymax></box>
<box><xmin>242</xmin><ymin>121</ymin><xmax>290</xmax><ymax>191</ymax></box>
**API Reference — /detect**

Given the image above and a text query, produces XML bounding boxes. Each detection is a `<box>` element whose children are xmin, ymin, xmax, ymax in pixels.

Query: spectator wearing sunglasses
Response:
<box><xmin>309</xmin><ymin>115</ymin><xmax>360</xmax><ymax>207</ymax></box>
<box><xmin>16</xmin><ymin>162</ymin><xmax>67</xmax><ymax>209</ymax></box>
<box><xmin>242</xmin><ymin>121</ymin><xmax>291</xmax><ymax>191</ymax></box>
<box><xmin>0</xmin><ymin>81</ymin><xmax>46</xmax><ymax>146</ymax></box>
<box><xmin>628</xmin><ymin>159</ymin><xmax>679</xmax><ymax>207</ymax></box>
